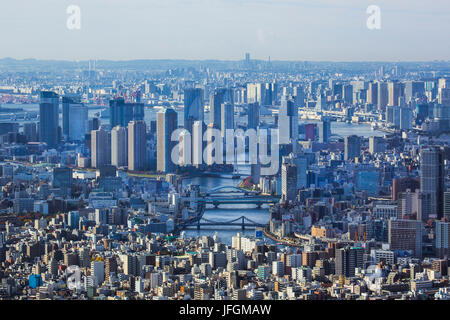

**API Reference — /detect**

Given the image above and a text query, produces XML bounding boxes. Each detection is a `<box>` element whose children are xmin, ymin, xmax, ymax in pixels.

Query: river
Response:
<box><xmin>7</xmin><ymin>103</ymin><xmax>386</xmax><ymax>244</ymax></box>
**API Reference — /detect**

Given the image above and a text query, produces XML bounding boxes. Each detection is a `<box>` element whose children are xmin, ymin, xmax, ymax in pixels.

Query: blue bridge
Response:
<box><xmin>200</xmin><ymin>186</ymin><xmax>279</xmax><ymax>208</ymax></box>
<box><xmin>184</xmin><ymin>216</ymin><xmax>266</xmax><ymax>230</ymax></box>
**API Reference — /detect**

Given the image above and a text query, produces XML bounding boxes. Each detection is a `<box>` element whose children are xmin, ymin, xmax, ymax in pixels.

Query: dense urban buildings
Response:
<box><xmin>0</xmin><ymin>57</ymin><xmax>449</xmax><ymax>302</ymax></box>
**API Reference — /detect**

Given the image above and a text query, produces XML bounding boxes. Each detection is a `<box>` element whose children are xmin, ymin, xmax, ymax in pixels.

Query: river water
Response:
<box><xmin>6</xmin><ymin>103</ymin><xmax>386</xmax><ymax>244</ymax></box>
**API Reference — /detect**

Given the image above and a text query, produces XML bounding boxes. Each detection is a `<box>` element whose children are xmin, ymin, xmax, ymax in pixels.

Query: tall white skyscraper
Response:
<box><xmin>157</xmin><ymin>108</ymin><xmax>178</xmax><ymax>173</ymax></box>
<box><xmin>91</xmin><ymin>126</ymin><xmax>110</xmax><ymax>168</ymax></box>
<box><xmin>278</xmin><ymin>96</ymin><xmax>298</xmax><ymax>145</ymax></box>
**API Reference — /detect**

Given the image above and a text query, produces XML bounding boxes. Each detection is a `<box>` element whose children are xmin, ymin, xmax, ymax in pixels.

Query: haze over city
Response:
<box><xmin>0</xmin><ymin>0</ymin><xmax>449</xmax><ymax>61</ymax></box>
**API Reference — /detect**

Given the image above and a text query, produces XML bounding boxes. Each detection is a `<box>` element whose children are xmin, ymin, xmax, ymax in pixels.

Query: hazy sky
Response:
<box><xmin>0</xmin><ymin>0</ymin><xmax>449</xmax><ymax>61</ymax></box>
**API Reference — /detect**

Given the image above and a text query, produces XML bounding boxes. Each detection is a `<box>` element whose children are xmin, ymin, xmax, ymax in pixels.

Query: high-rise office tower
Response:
<box><xmin>318</xmin><ymin>120</ymin><xmax>331</xmax><ymax>143</ymax></box>
<box><xmin>278</xmin><ymin>96</ymin><xmax>298</xmax><ymax>145</ymax></box>
<box><xmin>184</xmin><ymin>88</ymin><xmax>204</xmax><ymax>134</ymax></box>
<box><xmin>109</xmin><ymin>98</ymin><xmax>144</xmax><ymax>128</ymax></box>
<box><xmin>68</xmin><ymin>102</ymin><xmax>88</xmax><ymax>142</ymax></box>
<box><xmin>39</xmin><ymin>91</ymin><xmax>59</xmax><ymax>147</ymax></box>
<box><xmin>404</xmin><ymin>81</ymin><xmax>425</xmax><ymax>103</ymax></box>
<box><xmin>221</xmin><ymin>103</ymin><xmax>234</xmax><ymax>137</ymax></box>
<box><xmin>91</xmin><ymin>126</ymin><xmax>110</xmax><ymax>168</ymax></box>
<box><xmin>388</xmin><ymin>81</ymin><xmax>403</xmax><ymax>106</ymax></box>
<box><xmin>128</xmin><ymin>121</ymin><xmax>147</xmax><ymax>172</ymax></box>
<box><xmin>157</xmin><ymin>108</ymin><xmax>178</xmax><ymax>173</ymax></box>
<box><xmin>377</xmin><ymin>81</ymin><xmax>388</xmax><ymax>111</ymax></box>
<box><xmin>388</xmin><ymin>219</ymin><xmax>422</xmax><ymax>258</ymax></box>
<box><xmin>420</xmin><ymin>146</ymin><xmax>445</xmax><ymax>219</ymax></box>
<box><xmin>281</xmin><ymin>161</ymin><xmax>297</xmax><ymax>202</ymax></box>
<box><xmin>62</xmin><ymin>95</ymin><xmax>81</xmax><ymax>140</ymax></box>
<box><xmin>247</xmin><ymin>103</ymin><xmax>260</xmax><ymax>130</ymax></box>
<box><xmin>367</xmin><ymin>82</ymin><xmax>378</xmax><ymax>105</ymax></box>
<box><xmin>210</xmin><ymin>89</ymin><xmax>226</xmax><ymax>129</ymax></box>
<box><xmin>293</xmin><ymin>85</ymin><xmax>305</xmax><ymax>108</ymax></box>
<box><xmin>399</xmin><ymin>107</ymin><xmax>412</xmax><ymax>130</ymax></box>
<box><xmin>111</xmin><ymin>126</ymin><xmax>128</xmax><ymax>168</ymax></box>
<box><xmin>344</xmin><ymin>135</ymin><xmax>361</xmax><ymax>161</ymax></box>
<box><xmin>343</xmin><ymin>84</ymin><xmax>353</xmax><ymax>105</ymax></box>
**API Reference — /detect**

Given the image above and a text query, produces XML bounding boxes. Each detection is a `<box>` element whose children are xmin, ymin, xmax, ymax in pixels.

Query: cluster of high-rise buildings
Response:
<box><xmin>0</xmin><ymin>59</ymin><xmax>449</xmax><ymax>300</ymax></box>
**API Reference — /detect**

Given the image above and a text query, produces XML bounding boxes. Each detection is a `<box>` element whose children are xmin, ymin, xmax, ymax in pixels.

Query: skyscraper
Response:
<box><xmin>184</xmin><ymin>88</ymin><xmax>204</xmax><ymax>134</ymax></box>
<box><xmin>377</xmin><ymin>81</ymin><xmax>388</xmax><ymax>112</ymax></box>
<box><xmin>388</xmin><ymin>81</ymin><xmax>403</xmax><ymax>107</ymax></box>
<box><xmin>278</xmin><ymin>96</ymin><xmax>298</xmax><ymax>145</ymax></box>
<box><xmin>318</xmin><ymin>120</ymin><xmax>331</xmax><ymax>143</ymax></box>
<box><xmin>420</xmin><ymin>146</ymin><xmax>445</xmax><ymax>219</ymax></box>
<box><xmin>221</xmin><ymin>103</ymin><xmax>234</xmax><ymax>137</ymax></box>
<box><xmin>344</xmin><ymin>135</ymin><xmax>361</xmax><ymax>161</ymax></box>
<box><xmin>109</xmin><ymin>98</ymin><xmax>144</xmax><ymax>128</ymax></box>
<box><xmin>62</xmin><ymin>95</ymin><xmax>81</xmax><ymax>140</ymax></box>
<box><xmin>367</xmin><ymin>82</ymin><xmax>378</xmax><ymax>106</ymax></box>
<box><xmin>247</xmin><ymin>103</ymin><xmax>260</xmax><ymax>130</ymax></box>
<box><xmin>91</xmin><ymin>126</ymin><xmax>110</xmax><ymax>168</ymax></box>
<box><xmin>293</xmin><ymin>85</ymin><xmax>305</xmax><ymax>108</ymax></box>
<box><xmin>111</xmin><ymin>126</ymin><xmax>128</xmax><ymax>168</ymax></box>
<box><xmin>343</xmin><ymin>84</ymin><xmax>353</xmax><ymax>105</ymax></box>
<box><xmin>404</xmin><ymin>81</ymin><xmax>425</xmax><ymax>103</ymax></box>
<box><xmin>210</xmin><ymin>89</ymin><xmax>226</xmax><ymax>129</ymax></box>
<box><xmin>157</xmin><ymin>108</ymin><xmax>178</xmax><ymax>173</ymax></box>
<box><xmin>128</xmin><ymin>121</ymin><xmax>147</xmax><ymax>172</ymax></box>
<box><xmin>68</xmin><ymin>102</ymin><xmax>88</xmax><ymax>142</ymax></box>
<box><xmin>282</xmin><ymin>161</ymin><xmax>297</xmax><ymax>202</ymax></box>
<box><xmin>39</xmin><ymin>91</ymin><xmax>59</xmax><ymax>147</ymax></box>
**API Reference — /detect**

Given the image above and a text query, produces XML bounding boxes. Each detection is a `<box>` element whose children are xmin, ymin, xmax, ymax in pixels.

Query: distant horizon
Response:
<box><xmin>0</xmin><ymin>57</ymin><xmax>449</xmax><ymax>64</ymax></box>
<box><xmin>1</xmin><ymin>1</ymin><xmax>449</xmax><ymax>61</ymax></box>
